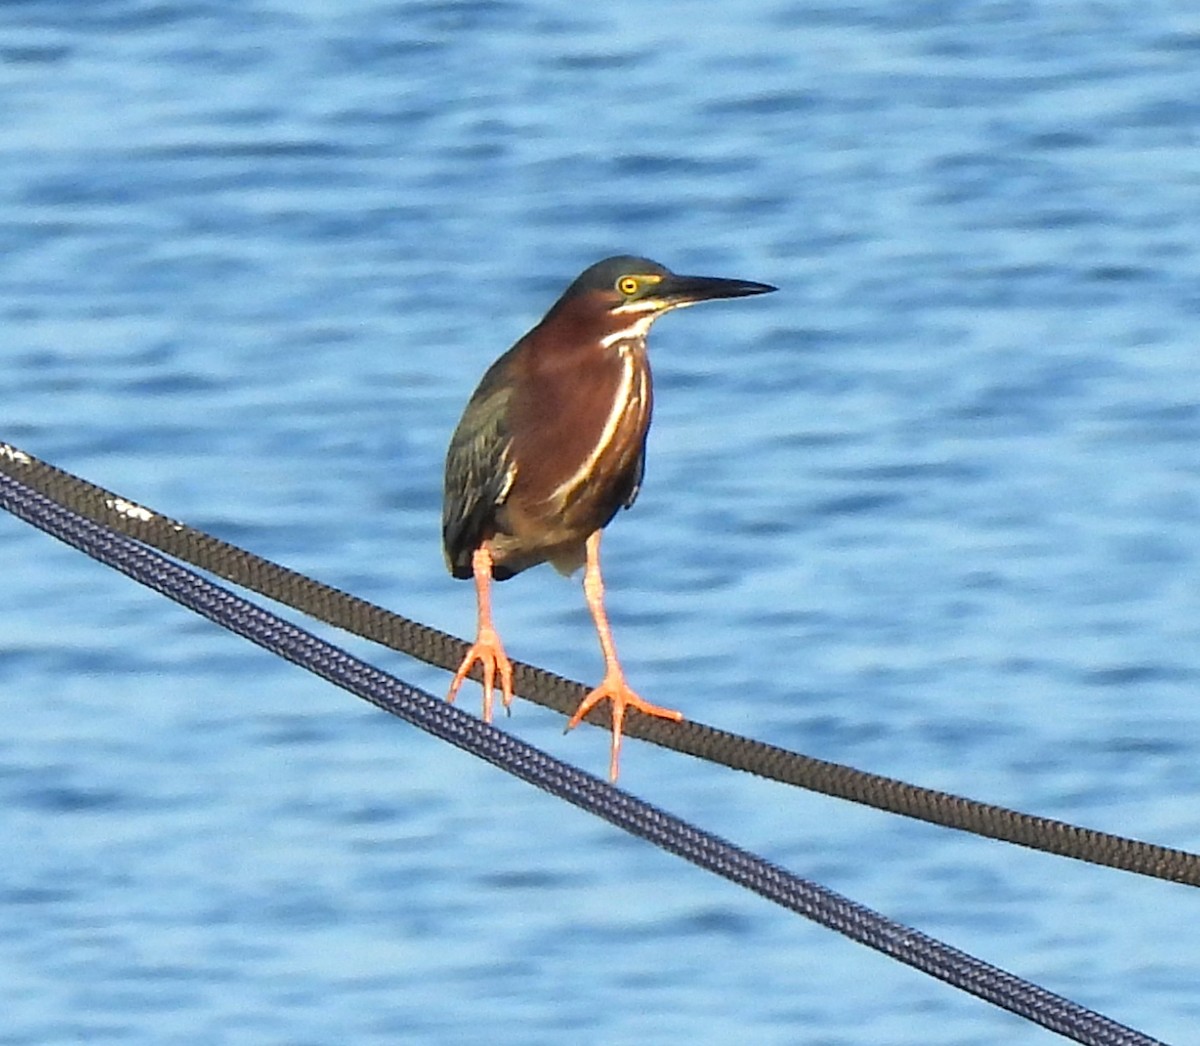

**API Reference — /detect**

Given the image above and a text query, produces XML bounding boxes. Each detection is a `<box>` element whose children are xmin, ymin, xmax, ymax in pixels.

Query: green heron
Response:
<box><xmin>442</xmin><ymin>255</ymin><xmax>775</xmax><ymax>779</ymax></box>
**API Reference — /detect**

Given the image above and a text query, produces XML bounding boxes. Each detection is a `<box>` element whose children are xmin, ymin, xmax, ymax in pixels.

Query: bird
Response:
<box><xmin>442</xmin><ymin>255</ymin><xmax>775</xmax><ymax>780</ymax></box>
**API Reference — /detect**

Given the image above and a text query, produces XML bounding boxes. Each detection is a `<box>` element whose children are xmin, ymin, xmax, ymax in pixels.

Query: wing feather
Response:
<box><xmin>442</xmin><ymin>367</ymin><xmax>516</xmax><ymax>578</ymax></box>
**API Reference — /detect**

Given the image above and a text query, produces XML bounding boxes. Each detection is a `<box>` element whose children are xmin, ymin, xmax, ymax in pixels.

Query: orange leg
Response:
<box><xmin>565</xmin><ymin>531</ymin><xmax>683</xmax><ymax>781</ymax></box>
<box><xmin>448</xmin><ymin>546</ymin><xmax>515</xmax><ymax>723</ymax></box>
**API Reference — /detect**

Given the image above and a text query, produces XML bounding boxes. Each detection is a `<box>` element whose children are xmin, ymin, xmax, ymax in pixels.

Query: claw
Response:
<box><xmin>449</xmin><ymin>545</ymin><xmax>515</xmax><ymax>722</ymax></box>
<box><xmin>448</xmin><ymin>627</ymin><xmax>514</xmax><ymax>723</ymax></box>
<box><xmin>566</xmin><ymin>669</ymin><xmax>682</xmax><ymax>781</ymax></box>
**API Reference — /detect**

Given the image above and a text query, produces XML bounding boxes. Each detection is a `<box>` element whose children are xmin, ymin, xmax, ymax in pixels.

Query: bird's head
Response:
<box><xmin>546</xmin><ymin>255</ymin><xmax>775</xmax><ymax>346</ymax></box>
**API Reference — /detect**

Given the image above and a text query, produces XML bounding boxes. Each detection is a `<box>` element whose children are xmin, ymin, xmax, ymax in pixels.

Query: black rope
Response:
<box><xmin>2</xmin><ymin>442</ymin><xmax>1198</xmax><ymax>888</ymax></box>
<box><xmin>0</xmin><ymin>469</ymin><xmax>1167</xmax><ymax>1046</ymax></box>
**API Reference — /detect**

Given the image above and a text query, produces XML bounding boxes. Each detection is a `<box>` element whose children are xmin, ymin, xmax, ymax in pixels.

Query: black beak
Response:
<box><xmin>658</xmin><ymin>272</ymin><xmax>776</xmax><ymax>306</ymax></box>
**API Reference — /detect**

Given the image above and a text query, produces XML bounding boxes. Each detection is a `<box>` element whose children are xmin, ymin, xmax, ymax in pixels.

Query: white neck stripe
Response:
<box><xmin>599</xmin><ymin>312</ymin><xmax>657</xmax><ymax>349</ymax></box>
<box><xmin>548</xmin><ymin>353</ymin><xmax>638</xmax><ymax>503</ymax></box>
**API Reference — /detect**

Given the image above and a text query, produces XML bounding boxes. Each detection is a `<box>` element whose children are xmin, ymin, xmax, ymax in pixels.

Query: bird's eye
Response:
<box><xmin>616</xmin><ymin>275</ymin><xmax>640</xmax><ymax>295</ymax></box>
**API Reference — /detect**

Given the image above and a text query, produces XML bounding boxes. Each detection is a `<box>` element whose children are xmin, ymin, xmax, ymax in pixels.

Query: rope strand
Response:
<box><xmin>2</xmin><ymin>441</ymin><xmax>1196</xmax><ymax>887</ymax></box>
<box><xmin>0</xmin><ymin>468</ymin><xmax>1166</xmax><ymax>1046</ymax></box>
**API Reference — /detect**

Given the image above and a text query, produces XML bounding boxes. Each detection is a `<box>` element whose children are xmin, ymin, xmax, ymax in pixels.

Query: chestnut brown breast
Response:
<box><xmin>490</xmin><ymin>339</ymin><xmax>652</xmax><ymax>576</ymax></box>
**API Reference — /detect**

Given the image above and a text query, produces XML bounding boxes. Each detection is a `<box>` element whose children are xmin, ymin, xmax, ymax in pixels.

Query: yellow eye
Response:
<box><xmin>616</xmin><ymin>275</ymin><xmax>640</xmax><ymax>295</ymax></box>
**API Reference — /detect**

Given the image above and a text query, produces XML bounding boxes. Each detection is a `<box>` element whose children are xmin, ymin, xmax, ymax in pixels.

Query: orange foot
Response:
<box><xmin>565</xmin><ymin>669</ymin><xmax>683</xmax><ymax>782</ymax></box>
<box><xmin>447</xmin><ymin>627</ymin><xmax>514</xmax><ymax>724</ymax></box>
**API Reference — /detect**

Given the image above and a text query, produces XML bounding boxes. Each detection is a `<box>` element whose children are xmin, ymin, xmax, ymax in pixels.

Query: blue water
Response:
<box><xmin>3</xmin><ymin>2</ymin><xmax>1200</xmax><ymax>1042</ymax></box>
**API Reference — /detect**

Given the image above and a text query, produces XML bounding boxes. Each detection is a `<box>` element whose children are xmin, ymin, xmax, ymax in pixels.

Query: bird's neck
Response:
<box><xmin>599</xmin><ymin>311</ymin><xmax>657</xmax><ymax>351</ymax></box>
<box><xmin>529</xmin><ymin>306</ymin><xmax>655</xmax><ymax>362</ymax></box>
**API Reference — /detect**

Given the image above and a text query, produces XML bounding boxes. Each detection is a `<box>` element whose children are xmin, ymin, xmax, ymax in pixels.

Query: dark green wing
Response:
<box><xmin>442</xmin><ymin>366</ymin><xmax>516</xmax><ymax>578</ymax></box>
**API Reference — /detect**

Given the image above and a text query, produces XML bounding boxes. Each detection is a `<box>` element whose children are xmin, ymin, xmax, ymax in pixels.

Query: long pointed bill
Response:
<box><xmin>655</xmin><ymin>273</ymin><xmax>776</xmax><ymax>307</ymax></box>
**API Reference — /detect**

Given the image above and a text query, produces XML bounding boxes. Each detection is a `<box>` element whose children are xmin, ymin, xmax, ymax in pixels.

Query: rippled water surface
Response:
<box><xmin>4</xmin><ymin>2</ymin><xmax>1200</xmax><ymax>1043</ymax></box>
